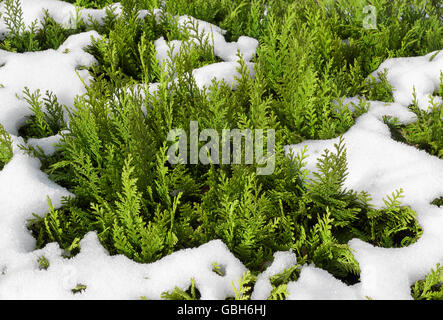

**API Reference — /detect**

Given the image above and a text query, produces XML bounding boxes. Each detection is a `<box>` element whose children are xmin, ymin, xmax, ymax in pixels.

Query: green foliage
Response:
<box><xmin>63</xmin><ymin>0</ymin><xmax>116</xmax><ymax>9</ymax></box>
<box><xmin>162</xmin><ymin>0</ymin><xmax>268</xmax><ymax>41</ymax></box>
<box><xmin>0</xmin><ymin>2</ymin><xmax>87</xmax><ymax>52</ymax></box>
<box><xmin>86</xmin><ymin>8</ymin><xmax>149</xmax><ymax>85</ymax></box>
<box><xmin>85</xmin><ymin>3</ymin><xmax>222</xmax><ymax>89</ymax></box>
<box><xmin>403</xmin><ymin>95</ymin><xmax>443</xmax><ymax>159</ymax></box>
<box><xmin>411</xmin><ymin>263</ymin><xmax>443</xmax><ymax>300</ymax></box>
<box><xmin>268</xmin><ymin>265</ymin><xmax>301</xmax><ymax>300</ymax></box>
<box><xmin>37</xmin><ymin>256</ymin><xmax>50</xmax><ymax>270</ymax></box>
<box><xmin>231</xmin><ymin>271</ymin><xmax>257</xmax><ymax>300</ymax></box>
<box><xmin>18</xmin><ymin>88</ymin><xmax>67</xmax><ymax>140</ymax></box>
<box><xmin>432</xmin><ymin>197</ymin><xmax>443</xmax><ymax>207</ymax></box>
<box><xmin>285</xmin><ymin>138</ymin><xmax>422</xmax><ymax>281</ymax></box>
<box><xmin>2</xmin><ymin>0</ymin><xmax>25</xmax><ymax>37</ymax></box>
<box><xmin>18</xmin><ymin>0</ymin><xmax>434</xmax><ymax>300</ymax></box>
<box><xmin>0</xmin><ymin>123</ymin><xmax>13</xmax><ymax>170</ymax></box>
<box><xmin>30</xmin><ymin>87</ymin><xmax>422</xmax><ymax>282</ymax></box>
<box><xmin>161</xmin><ymin>278</ymin><xmax>201</xmax><ymax>300</ymax></box>
<box><xmin>370</xmin><ymin>189</ymin><xmax>423</xmax><ymax>248</ymax></box>
<box><xmin>211</xmin><ymin>262</ymin><xmax>225</xmax><ymax>276</ymax></box>
<box><xmin>27</xmin><ymin>197</ymin><xmax>83</xmax><ymax>257</ymax></box>
<box><xmin>0</xmin><ymin>0</ymin><xmax>40</xmax><ymax>52</ymax></box>
<box><xmin>173</xmin><ymin>18</ymin><xmax>222</xmax><ymax>72</ymax></box>
<box><xmin>362</xmin><ymin>70</ymin><xmax>394</xmax><ymax>102</ymax></box>
<box><xmin>384</xmin><ymin>84</ymin><xmax>443</xmax><ymax>159</ymax></box>
<box><xmin>253</xmin><ymin>0</ymin><xmax>440</xmax><ymax>144</ymax></box>
<box><xmin>34</xmin><ymin>10</ymin><xmax>87</xmax><ymax>51</ymax></box>
<box><xmin>71</xmin><ymin>284</ymin><xmax>87</xmax><ymax>294</ymax></box>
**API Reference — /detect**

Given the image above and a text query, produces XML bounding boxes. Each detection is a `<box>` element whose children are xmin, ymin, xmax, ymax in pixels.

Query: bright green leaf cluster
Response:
<box><xmin>412</xmin><ymin>263</ymin><xmax>443</xmax><ymax>300</ymax></box>
<box><xmin>8</xmin><ymin>0</ymin><xmax>437</xmax><ymax>300</ymax></box>
<box><xmin>0</xmin><ymin>123</ymin><xmax>13</xmax><ymax>170</ymax></box>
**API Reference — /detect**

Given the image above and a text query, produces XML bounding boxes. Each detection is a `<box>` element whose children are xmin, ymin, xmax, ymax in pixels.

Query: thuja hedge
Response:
<box><xmin>0</xmin><ymin>0</ymin><xmax>441</xmax><ymax>299</ymax></box>
<box><xmin>384</xmin><ymin>79</ymin><xmax>443</xmax><ymax>159</ymax></box>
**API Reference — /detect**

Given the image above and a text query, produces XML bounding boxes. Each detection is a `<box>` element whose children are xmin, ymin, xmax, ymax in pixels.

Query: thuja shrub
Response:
<box><xmin>162</xmin><ymin>0</ymin><xmax>269</xmax><ymax>41</ymax></box>
<box><xmin>400</xmin><ymin>102</ymin><xmax>443</xmax><ymax>159</ymax></box>
<box><xmin>401</xmin><ymin>76</ymin><xmax>443</xmax><ymax>158</ymax></box>
<box><xmin>62</xmin><ymin>0</ymin><xmax>162</xmax><ymax>10</ymax></box>
<box><xmin>0</xmin><ymin>0</ymin><xmax>89</xmax><ymax>52</ymax></box>
<box><xmin>0</xmin><ymin>123</ymin><xmax>13</xmax><ymax>170</ymax></box>
<box><xmin>431</xmin><ymin>197</ymin><xmax>443</xmax><ymax>207</ymax></box>
<box><xmin>61</xmin><ymin>0</ymin><xmax>117</xmax><ymax>9</ymax></box>
<box><xmin>256</xmin><ymin>0</ymin><xmax>442</xmax><ymax>145</ymax></box>
<box><xmin>411</xmin><ymin>263</ymin><xmax>443</xmax><ymax>300</ymax></box>
<box><xmin>22</xmin><ymin>0</ymin><xmax>430</xmax><ymax>295</ymax></box>
<box><xmin>383</xmin><ymin>78</ymin><xmax>443</xmax><ymax>159</ymax></box>
<box><xmin>85</xmin><ymin>1</ymin><xmax>194</xmax><ymax>88</ymax></box>
<box><xmin>77</xmin><ymin>0</ymin><xmax>441</xmax><ymax>146</ymax></box>
<box><xmin>85</xmin><ymin>0</ymin><xmax>225</xmax><ymax>90</ymax></box>
<box><xmin>28</xmin><ymin>54</ymin><xmax>423</xmax><ymax>286</ymax></box>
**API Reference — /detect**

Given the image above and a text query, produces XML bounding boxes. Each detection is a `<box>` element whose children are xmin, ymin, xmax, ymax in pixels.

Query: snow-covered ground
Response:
<box><xmin>0</xmin><ymin>0</ymin><xmax>442</xmax><ymax>300</ymax></box>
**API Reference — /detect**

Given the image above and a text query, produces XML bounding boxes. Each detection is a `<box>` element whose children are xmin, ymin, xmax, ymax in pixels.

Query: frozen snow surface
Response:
<box><xmin>370</xmin><ymin>50</ymin><xmax>443</xmax><ymax>111</ymax></box>
<box><xmin>0</xmin><ymin>0</ymin><xmax>121</xmax><ymax>38</ymax></box>
<box><xmin>0</xmin><ymin>31</ymin><xmax>102</xmax><ymax>134</ymax></box>
<box><xmin>251</xmin><ymin>251</ymin><xmax>297</xmax><ymax>300</ymax></box>
<box><xmin>0</xmin><ymin>0</ymin><xmax>442</xmax><ymax>300</ymax></box>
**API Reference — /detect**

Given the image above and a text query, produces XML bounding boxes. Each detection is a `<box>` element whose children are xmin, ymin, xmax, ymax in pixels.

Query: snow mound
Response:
<box><xmin>0</xmin><ymin>232</ymin><xmax>247</xmax><ymax>299</ymax></box>
<box><xmin>370</xmin><ymin>50</ymin><xmax>443</xmax><ymax>111</ymax></box>
<box><xmin>0</xmin><ymin>31</ymin><xmax>101</xmax><ymax>134</ymax></box>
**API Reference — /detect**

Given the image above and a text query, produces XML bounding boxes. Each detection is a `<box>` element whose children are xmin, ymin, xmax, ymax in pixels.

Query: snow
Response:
<box><xmin>175</xmin><ymin>15</ymin><xmax>259</xmax><ymax>63</ymax></box>
<box><xmin>332</xmin><ymin>95</ymin><xmax>365</xmax><ymax>113</ymax></box>
<box><xmin>251</xmin><ymin>251</ymin><xmax>297</xmax><ymax>300</ymax></box>
<box><xmin>370</xmin><ymin>50</ymin><xmax>443</xmax><ymax>111</ymax></box>
<box><xmin>286</xmin><ymin>265</ymin><xmax>362</xmax><ymax>300</ymax></box>
<box><xmin>26</xmin><ymin>131</ymin><xmax>65</xmax><ymax>156</ymax></box>
<box><xmin>154</xmin><ymin>15</ymin><xmax>258</xmax><ymax>89</ymax></box>
<box><xmin>285</xmin><ymin>99</ymin><xmax>442</xmax><ymax>207</ymax></box>
<box><xmin>0</xmin><ymin>233</ymin><xmax>247</xmax><ymax>299</ymax></box>
<box><xmin>153</xmin><ymin>15</ymin><xmax>259</xmax><ymax>69</ymax></box>
<box><xmin>192</xmin><ymin>61</ymin><xmax>255</xmax><ymax>92</ymax></box>
<box><xmin>0</xmin><ymin>150</ymin><xmax>72</xmax><ymax>255</ymax></box>
<box><xmin>0</xmin><ymin>30</ymin><xmax>102</xmax><ymax>132</ymax></box>
<box><xmin>0</xmin><ymin>0</ymin><xmax>441</xmax><ymax>300</ymax></box>
<box><xmin>0</xmin><ymin>0</ymin><xmax>122</xmax><ymax>39</ymax></box>
<box><xmin>154</xmin><ymin>36</ymin><xmax>184</xmax><ymax>70</ymax></box>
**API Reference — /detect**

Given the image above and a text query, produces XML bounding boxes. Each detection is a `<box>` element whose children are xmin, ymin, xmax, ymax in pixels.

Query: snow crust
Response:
<box><xmin>0</xmin><ymin>0</ymin><xmax>122</xmax><ymax>38</ymax></box>
<box><xmin>287</xmin><ymin>266</ymin><xmax>361</xmax><ymax>300</ymax></box>
<box><xmin>370</xmin><ymin>50</ymin><xmax>443</xmax><ymax>111</ymax></box>
<box><xmin>251</xmin><ymin>251</ymin><xmax>297</xmax><ymax>300</ymax></box>
<box><xmin>0</xmin><ymin>0</ymin><xmax>441</xmax><ymax>300</ymax></box>
<box><xmin>0</xmin><ymin>30</ymin><xmax>101</xmax><ymax>134</ymax></box>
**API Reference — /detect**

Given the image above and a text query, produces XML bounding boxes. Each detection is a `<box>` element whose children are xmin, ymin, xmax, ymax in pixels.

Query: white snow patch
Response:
<box><xmin>0</xmin><ymin>31</ymin><xmax>101</xmax><ymax>131</ymax></box>
<box><xmin>286</xmin><ymin>265</ymin><xmax>361</xmax><ymax>300</ymax></box>
<box><xmin>251</xmin><ymin>251</ymin><xmax>297</xmax><ymax>300</ymax></box>
<box><xmin>370</xmin><ymin>50</ymin><xmax>443</xmax><ymax>111</ymax></box>
<box><xmin>26</xmin><ymin>131</ymin><xmax>64</xmax><ymax>156</ymax></box>
<box><xmin>0</xmin><ymin>0</ymin><xmax>122</xmax><ymax>39</ymax></box>
<box><xmin>192</xmin><ymin>61</ymin><xmax>255</xmax><ymax>92</ymax></box>
<box><xmin>0</xmin><ymin>232</ymin><xmax>247</xmax><ymax>300</ymax></box>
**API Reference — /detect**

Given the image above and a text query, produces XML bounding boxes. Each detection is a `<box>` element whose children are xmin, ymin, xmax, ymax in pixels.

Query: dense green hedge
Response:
<box><xmin>0</xmin><ymin>0</ymin><xmax>441</xmax><ymax>299</ymax></box>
